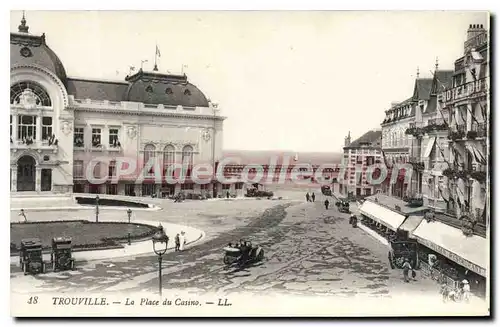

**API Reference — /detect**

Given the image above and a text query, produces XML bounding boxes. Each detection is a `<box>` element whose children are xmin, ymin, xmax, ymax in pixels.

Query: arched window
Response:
<box><xmin>11</xmin><ymin>81</ymin><xmax>52</xmax><ymax>107</ymax></box>
<box><xmin>163</xmin><ymin>145</ymin><xmax>175</xmax><ymax>177</ymax></box>
<box><xmin>163</xmin><ymin>145</ymin><xmax>175</xmax><ymax>165</ymax></box>
<box><xmin>144</xmin><ymin>144</ymin><xmax>156</xmax><ymax>175</ymax></box>
<box><xmin>182</xmin><ymin>145</ymin><xmax>193</xmax><ymax>166</ymax></box>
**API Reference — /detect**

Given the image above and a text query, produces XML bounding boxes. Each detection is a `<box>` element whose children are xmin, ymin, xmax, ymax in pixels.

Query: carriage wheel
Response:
<box><xmin>223</xmin><ymin>256</ymin><xmax>231</xmax><ymax>265</ymax></box>
<box><xmin>256</xmin><ymin>248</ymin><xmax>264</xmax><ymax>261</ymax></box>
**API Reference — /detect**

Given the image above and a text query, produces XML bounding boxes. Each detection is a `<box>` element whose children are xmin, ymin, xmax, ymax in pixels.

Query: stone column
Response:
<box><xmin>11</xmin><ymin>165</ymin><xmax>17</xmax><ymax>192</ymax></box>
<box><xmin>35</xmin><ymin>167</ymin><xmax>42</xmax><ymax>192</ymax></box>
<box><xmin>36</xmin><ymin>115</ymin><xmax>42</xmax><ymax>141</ymax></box>
<box><xmin>11</xmin><ymin>115</ymin><xmax>17</xmax><ymax>142</ymax></box>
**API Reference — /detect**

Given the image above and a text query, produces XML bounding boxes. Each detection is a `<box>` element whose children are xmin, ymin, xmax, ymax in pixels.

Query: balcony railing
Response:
<box><xmin>441</xmin><ymin>77</ymin><xmax>488</xmax><ymax>104</ymax></box>
<box><xmin>469</xmin><ymin>122</ymin><xmax>487</xmax><ymax>138</ymax></box>
<box><xmin>11</xmin><ymin>139</ymin><xmax>58</xmax><ymax>152</ymax></box>
<box><xmin>405</xmin><ymin>122</ymin><xmax>424</xmax><ymax>137</ymax></box>
<box><xmin>443</xmin><ymin>163</ymin><xmax>487</xmax><ymax>182</ymax></box>
<box><xmin>448</xmin><ymin>124</ymin><xmax>466</xmax><ymax>140</ymax></box>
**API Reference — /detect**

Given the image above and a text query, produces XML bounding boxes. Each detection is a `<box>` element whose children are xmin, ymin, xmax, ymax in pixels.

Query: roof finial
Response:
<box><xmin>18</xmin><ymin>11</ymin><xmax>29</xmax><ymax>33</ymax></box>
<box><xmin>435</xmin><ymin>57</ymin><xmax>439</xmax><ymax>71</ymax></box>
<box><xmin>416</xmin><ymin>66</ymin><xmax>420</xmax><ymax>79</ymax></box>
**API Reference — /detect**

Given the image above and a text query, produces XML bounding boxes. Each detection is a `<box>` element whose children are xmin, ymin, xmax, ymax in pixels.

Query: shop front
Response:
<box><xmin>413</xmin><ymin>219</ymin><xmax>488</xmax><ymax>296</ymax></box>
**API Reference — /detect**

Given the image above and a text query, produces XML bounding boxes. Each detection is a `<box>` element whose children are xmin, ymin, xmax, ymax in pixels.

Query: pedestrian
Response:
<box><xmin>175</xmin><ymin>233</ymin><xmax>181</xmax><ymax>251</ymax></box>
<box><xmin>179</xmin><ymin>231</ymin><xmax>186</xmax><ymax>251</ymax></box>
<box><xmin>324</xmin><ymin>199</ymin><xmax>330</xmax><ymax>210</ymax></box>
<box><xmin>226</xmin><ymin>191</ymin><xmax>230</xmax><ymax>199</ymax></box>
<box><xmin>462</xmin><ymin>279</ymin><xmax>471</xmax><ymax>303</ymax></box>
<box><xmin>311</xmin><ymin>193</ymin><xmax>316</xmax><ymax>202</ymax></box>
<box><xmin>440</xmin><ymin>283</ymin><xmax>449</xmax><ymax>302</ymax></box>
<box><xmin>402</xmin><ymin>258</ymin><xmax>412</xmax><ymax>283</ymax></box>
<box><xmin>306</xmin><ymin>193</ymin><xmax>310</xmax><ymax>202</ymax></box>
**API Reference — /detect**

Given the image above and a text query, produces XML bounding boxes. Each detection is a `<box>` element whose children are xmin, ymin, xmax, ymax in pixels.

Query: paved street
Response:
<box><xmin>11</xmin><ymin>195</ymin><xmax>440</xmax><ymax>299</ymax></box>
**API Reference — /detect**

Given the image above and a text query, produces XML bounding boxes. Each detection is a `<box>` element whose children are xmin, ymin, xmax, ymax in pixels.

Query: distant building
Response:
<box><xmin>221</xmin><ymin>150</ymin><xmax>342</xmax><ymax>196</ymax></box>
<box><xmin>340</xmin><ymin>129</ymin><xmax>382</xmax><ymax>198</ymax></box>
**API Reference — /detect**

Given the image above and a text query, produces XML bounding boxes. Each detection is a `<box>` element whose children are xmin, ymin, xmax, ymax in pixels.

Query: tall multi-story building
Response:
<box><xmin>339</xmin><ymin>130</ymin><xmax>382</xmax><ymax>198</ymax></box>
<box><xmin>380</xmin><ymin>74</ymin><xmax>433</xmax><ymax>198</ymax></box>
<box><xmin>440</xmin><ymin>24</ymin><xmax>489</xmax><ymax>227</ymax></box>
<box><xmin>10</xmin><ymin>14</ymin><xmax>225</xmax><ymax>198</ymax></box>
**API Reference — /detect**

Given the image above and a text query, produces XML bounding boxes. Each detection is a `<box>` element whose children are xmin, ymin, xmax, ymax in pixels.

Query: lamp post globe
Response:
<box><xmin>127</xmin><ymin>208</ymin><xmax>132</xmax><ymax>223</ymax></box>
<box><xmin>152</xmin><ymin>224</ymin><xmax>169</xmax><ymax>297</ymax></box>
<box><xmin>152</xmin><ymin>225</ymin><xmax>169</xmax><ymax>256</ymax></box>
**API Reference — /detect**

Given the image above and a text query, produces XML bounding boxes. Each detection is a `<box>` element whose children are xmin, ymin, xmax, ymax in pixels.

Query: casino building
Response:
<box><xmin>10</xmin><ymin>14</ymin><xmax>225</xmax><ymax>197</ymax></box>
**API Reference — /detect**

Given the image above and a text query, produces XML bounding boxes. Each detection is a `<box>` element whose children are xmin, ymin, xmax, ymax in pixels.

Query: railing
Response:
<box><xmin>428</xmin><ymin>118</ymin><xmax>444</xmax><ymax>126</ymax></box>
<box><xmin>470</xmin><ymin>122</ymin><xmax>487</xmax><ymax>138</ymax></box>
<box><xmin>12</xmin><ymin>139</ymin><xmax>58</xmax><ymax>151</ymax></box>
<box><xmin>448</xmin><ymin>124</ymin><xmax>466</xmax><ymax>141</ymax></box>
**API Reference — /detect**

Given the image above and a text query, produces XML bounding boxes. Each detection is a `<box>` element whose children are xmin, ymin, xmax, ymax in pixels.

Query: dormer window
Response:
<box><xmin>166</xmin><ymin>88</ymin><xmax>173</xmax><ymax>95</ymax></box>
<box><xmin>145</xmin><ymin>85</ymin><xmax>153</xmax><ymax>93</ymax></box>
<box><xmin>184</xmin><ymin>89</ymin><xmax>191</xmax><ymax>96</ymax></box>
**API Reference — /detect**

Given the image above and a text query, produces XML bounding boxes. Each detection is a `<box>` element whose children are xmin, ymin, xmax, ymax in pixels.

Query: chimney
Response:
<box><xmin>465</xmin><ymin>23</ymin><xmax>487</xmax><ymax>52</ymax></box>
<box><xmin>467</xmin><ymin>23</ymin><xmax>486</xmax><ymax>41</ymax></box>
<box><xmin>344</xmin><ymin>131</ymin><xmax>351</xmax><ymax>147</ymax></box>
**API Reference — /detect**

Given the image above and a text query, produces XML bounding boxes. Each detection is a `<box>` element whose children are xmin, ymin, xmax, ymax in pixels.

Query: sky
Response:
<box><xmin>10</xmin><ymin>10</ymin><xmax>488</xmax><ymax>153</ymax></box>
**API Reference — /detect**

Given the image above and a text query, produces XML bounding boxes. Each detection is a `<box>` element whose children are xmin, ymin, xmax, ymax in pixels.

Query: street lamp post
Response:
<box><xmin>127</xmin><ymin>208</ymin><xmax>132</xmax><ymax>224</ymax></box>
<box><xmin>152</xmin><ymin>224</ymin><xmax>169</xmax><ymax>297</ymax></box>
<box><xmin>127</xmin><ymin>209</ymin><xmax>132</xmax><ymax>245</ymax></box>
<box><xmin>95</xmin><ymin>195</ymin><xmax>100</xmax><ymax>223</ymax></box>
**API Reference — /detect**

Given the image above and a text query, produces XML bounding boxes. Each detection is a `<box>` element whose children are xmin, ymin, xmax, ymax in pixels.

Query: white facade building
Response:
<box><xmin>10</xmin><ymin>15</ymin><xmax>225</xmax><ymax>198</ymax></box>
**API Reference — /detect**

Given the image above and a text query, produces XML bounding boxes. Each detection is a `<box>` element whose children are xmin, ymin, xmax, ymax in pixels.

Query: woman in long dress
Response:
<box><xmin>179</xmin><ymin>231</ymin><xmax>186</xmax><ymax>251</ymax></box>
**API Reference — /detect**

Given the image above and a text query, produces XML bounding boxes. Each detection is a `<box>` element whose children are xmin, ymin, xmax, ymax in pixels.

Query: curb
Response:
<box><xmin>10</xmin><ymin>219</ymin><xmax>205</xmax><ymax>263</ymax></box>
<box><xmin>10</xmin><ymin>205</ymin><xmax>162</xmax><ymax>212</ymax></box>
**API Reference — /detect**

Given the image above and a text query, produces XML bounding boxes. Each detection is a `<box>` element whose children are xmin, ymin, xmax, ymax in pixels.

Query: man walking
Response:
<box><xmin>175</xmin><ymin>233</ymin><xmax>180</xmax><ymax>251</ymax></box>
<box><xmin>324</xmin><ymin>199</ymin><xmax>330</xmax><ymax>210</ymax></box>
<box><xmin>311</xmin><ymin>193</ymin><xmax>316</xmax><ymax>202</ymax></box>
<box><xmin>306</xmin><ymin>193</ymin><xmax>310</xmax><ymax>202</ymax></box>
<box><xmin>402</xmin><ymin>258</ymin><xmax>412</xmax><ymax>283</ymax></box>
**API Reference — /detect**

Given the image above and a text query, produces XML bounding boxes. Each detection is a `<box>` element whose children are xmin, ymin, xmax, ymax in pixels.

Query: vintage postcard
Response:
<box><xmin>9</xmin><ymin>10</ymin><xmax>490</xmax><ymax>317</ymax></box>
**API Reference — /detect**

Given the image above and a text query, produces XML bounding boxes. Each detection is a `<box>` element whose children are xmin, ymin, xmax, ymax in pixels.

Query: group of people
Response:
<box><xmin>305</xmin><ymin>192</ymin><xmax>316</xmax><ymax>202</ymax></box>
<box><xmin>174</xmin><ymin>231</ymin><xmax>187</xmax><ymax>251</ymax></box>
<box><xmin>227</xmin><ymin>240</ymin><xmax>253</xmax><ymax>260</ymax></box>
<box><xmin>440</xmin><ymin>279</ymin><xmax>471</xmax><ymax>303</ymax></box>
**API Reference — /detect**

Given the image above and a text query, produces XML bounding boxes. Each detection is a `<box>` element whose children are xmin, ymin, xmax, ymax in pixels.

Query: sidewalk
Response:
<box><xmin>10</xmin><ymin>219</ymin><xmax>205</xmax><ymax>264</ymax></box>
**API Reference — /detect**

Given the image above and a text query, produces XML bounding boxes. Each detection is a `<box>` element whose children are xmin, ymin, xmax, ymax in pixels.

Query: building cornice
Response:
<box><xmin>70</xmin><ymin>105</ymin><xmax>226</xmax><ymax>121</ymax></box>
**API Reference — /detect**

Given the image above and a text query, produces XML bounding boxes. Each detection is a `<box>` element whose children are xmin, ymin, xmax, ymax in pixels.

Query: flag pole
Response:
<box><xmin>153</xmin><ymin>43</ymin><xmax>159</xmax><ymax>71</ymax></box>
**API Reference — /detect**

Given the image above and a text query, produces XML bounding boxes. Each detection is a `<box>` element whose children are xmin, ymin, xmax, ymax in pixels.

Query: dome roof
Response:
<box><xmin>10</xmin><ymin>16</ymin><xmax>67</xmax><ymax>84</ymax></box>
<box><xmin>125</xmin><ymin>70</ymin><xmax>209</xmax><ymax>107</ymax></box>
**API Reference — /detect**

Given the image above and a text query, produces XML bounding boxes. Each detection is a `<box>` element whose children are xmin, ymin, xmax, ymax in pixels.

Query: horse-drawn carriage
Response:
<box><xmin>336</xmin><ymin>199</ymin><xmax>350</xmax><ymax>213</ymax></box>
<box><xmin>223</xmin><ymin>241</ymin><xmax>265</xmax><ymax>268</ymax></box>
<box><xmin>388</xmin><ymin>240</ymin><xmax>419</xmax><ymax>269</ymax></box>
<box><xmin>19</xmin><ymin>238</ymin><xmax>46</xmax><ymax>275</ymax></box>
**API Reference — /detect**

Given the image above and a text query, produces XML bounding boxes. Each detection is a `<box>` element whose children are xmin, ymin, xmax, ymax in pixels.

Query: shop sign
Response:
<box><xmin>441</xmin><ymin>79</ymin><xmax>486</xmax><ymax>104</ymax></box>
<box><xmin>416</xmin><ymin>236</ymin><xmax>487</xmax><ymax>277</ymax></box>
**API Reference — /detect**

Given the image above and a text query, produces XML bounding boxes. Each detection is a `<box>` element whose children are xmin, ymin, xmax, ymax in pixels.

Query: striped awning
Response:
<box><xmin>413</xmin><ymin>220</ymin><xmax>488</xmax><ymax>277</ymax></box>
<box><xmin>423</xmin><ymin>137</ymin><xmax>436</xmax><ymax>158</ymax></box>
<box><xmin>359</xmin><ymin>200</ymin><xmax>406</xmax><ymax>231</ymax></box>
<box><xmin>399</xmin><ymin>215</ymin><xmax>424</xmax><ymax>236</ymax></box>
